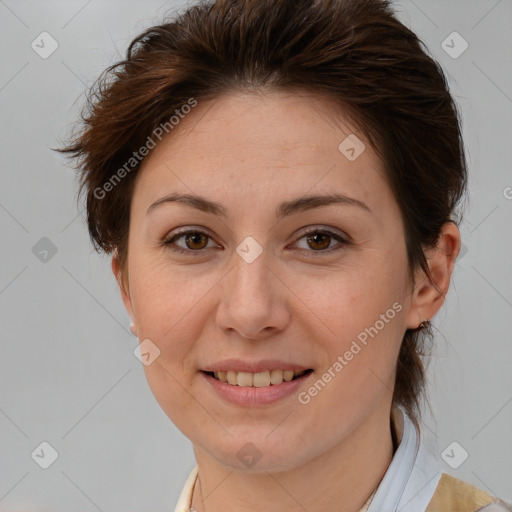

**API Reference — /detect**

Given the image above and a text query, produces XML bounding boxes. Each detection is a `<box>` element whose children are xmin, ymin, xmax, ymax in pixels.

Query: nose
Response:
<box><xmin>214</xmin><ymin>246</ymin><xmax>290</xmax><ymax>341</ymax></box>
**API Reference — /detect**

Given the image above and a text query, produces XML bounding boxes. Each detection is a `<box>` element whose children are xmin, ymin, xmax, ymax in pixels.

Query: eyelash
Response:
<box><xmin>161</xmin><ymin>227</ymin><xmax>350</xmax><ymax>257</ymax></box>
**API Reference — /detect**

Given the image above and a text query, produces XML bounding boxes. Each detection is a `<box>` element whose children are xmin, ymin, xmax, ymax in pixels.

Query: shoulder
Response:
<box><xmin>425</xmin><ymin>472</ymin><xmax>512</xmax><ymax>512</ymax></box>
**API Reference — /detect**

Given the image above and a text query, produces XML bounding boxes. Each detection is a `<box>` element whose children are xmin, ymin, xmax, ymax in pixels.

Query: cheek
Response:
<box><xmin>299</xmin><ymin>275</ymin><xmax>405</xmax><ymax>428</ymax></box>
<box><xmin>303</xmin><ymin>254</ymin><xmax>407</xmax><ymax>392</ymax></box>
<box><xmin>310</xmin><ymin>259</ymin><xmax>406</xmax><ymax>338</ymax></box>
<box><xmin>131</xmin><ymin>257</ymin><xmax>211</xmax><ymax>429</ymax></box>
<box><xmin>128</xmin><ymin>254</ymin><xmax>214</xmax><ymax>404</ymax></box>
<box><xmin>129</xmin><ymin>249</ymin><xmax>214</xmax><ymax>334</ymax></box>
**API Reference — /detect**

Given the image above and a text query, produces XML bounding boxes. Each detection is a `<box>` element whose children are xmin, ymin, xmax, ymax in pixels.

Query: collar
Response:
<box><xmin>368</xmin><ymin>406</ymin><xmax>443</xmax><ymax>511</ymax></box>
<box><xmin>174</xmin><ymin>463</ymin><xmax>198</xmax><ymax>512</ymax></box>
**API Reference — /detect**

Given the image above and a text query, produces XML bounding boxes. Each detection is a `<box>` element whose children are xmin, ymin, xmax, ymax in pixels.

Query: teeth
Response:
<box><xmin>210</xmin><ymin>369</ymin><xmax>307</xmax><ymax>387</ymax></box>
<box><xmin>253</xmin><ymin>371</ymin><xmax>270</xmax><ymax>387</ymax></box>
<box><xmin>270</xmin><ymin>369</ymin><xmax>284</xmax><ymax>385</ymax></box>
<box><xmin>237</xmin><ymin>372</ymin><xmax>253</xmax><ymax>387</ymax></box>
<box><xmin>283</xmin><ymin>370</ymin><xmax>294</xmax><ymax>382</ymax></box>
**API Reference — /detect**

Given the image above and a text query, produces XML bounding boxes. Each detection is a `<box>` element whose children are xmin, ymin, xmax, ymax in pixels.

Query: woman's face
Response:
<box><xmin>117</xmin><ymin>90</ymin><xmax>423</xmax><ymax>471</ymax></box>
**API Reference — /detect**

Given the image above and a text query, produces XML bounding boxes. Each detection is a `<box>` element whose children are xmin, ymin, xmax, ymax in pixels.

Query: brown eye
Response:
<box><xmin>294</xmin><ymin>228</ymin><xmax>350</xmax><ymax>255</ymax></box>
<box><xmin>163</xmin><ymin>229</ymin><xmax>216</xmax><ymax>254</ymax></box>
<box><xmin>306</xmin><ymin>232</ymin><xmax>332</xmax><ymax>251</ymax></box>
<box><xmin>183</xmin><ymin>232</ymin><xmax>209</xmax><ymax>250</ymax></box>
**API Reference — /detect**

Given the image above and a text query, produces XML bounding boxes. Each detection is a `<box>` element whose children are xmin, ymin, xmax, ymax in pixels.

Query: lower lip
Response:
<box><xmin>201</xmin><ymin>371</ymin><xmax>313</xmax><ymax>406</ymax></box>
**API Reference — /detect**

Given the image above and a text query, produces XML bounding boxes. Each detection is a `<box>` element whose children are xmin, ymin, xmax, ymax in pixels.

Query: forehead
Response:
<box><xmin>147</xmin><ymin>90</ymin><xmax>370</xmax><ymax>161</ymax></box>
<box><xmin>132</xmin><ymin>90</ymin><xmax>394</xmax><ymax>220</ymax></box>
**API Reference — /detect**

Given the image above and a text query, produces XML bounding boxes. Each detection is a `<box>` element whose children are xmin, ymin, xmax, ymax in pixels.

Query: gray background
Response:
<box><xmin>1</xmin><ymin>0</ymin><xmax>511</xmax><ymax>510</ymax></box>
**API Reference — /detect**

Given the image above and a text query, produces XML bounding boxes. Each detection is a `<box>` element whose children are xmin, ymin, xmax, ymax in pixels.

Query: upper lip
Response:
<box><xmin>202</xmin><ymin>359</ymin><xmax>310</xmax><ymax>373</ymax></box>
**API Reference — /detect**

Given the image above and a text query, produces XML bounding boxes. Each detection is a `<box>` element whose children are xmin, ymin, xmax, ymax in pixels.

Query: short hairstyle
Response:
<box><xmin>56</xmin><ymin>0</ymin><xmax>468</xmax><ymax>428</ymax></box>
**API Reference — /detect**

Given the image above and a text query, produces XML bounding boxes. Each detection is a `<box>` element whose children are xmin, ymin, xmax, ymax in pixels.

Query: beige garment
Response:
<box><xmin>425</xmin><ymin>472</ymin><xmax>512</xmax><ymax>512</ymax></box>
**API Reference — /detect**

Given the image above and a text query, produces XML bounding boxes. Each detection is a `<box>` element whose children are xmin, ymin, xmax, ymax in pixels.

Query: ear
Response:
<box><xmin>111</xmin><ymin>250</ymin><xmax>137</xmax><ymax>334</ymax></box>
<box><xmin>405</xmin><ymin>221</ymin><xmax>461</xmax><ymax>329</ymax></box>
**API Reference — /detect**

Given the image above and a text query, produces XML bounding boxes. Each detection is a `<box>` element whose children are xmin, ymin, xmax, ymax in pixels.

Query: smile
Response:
<box><xmin>205</xmin><ymin>369</ymin><xmax>313</xmax><ymax>387</ymax></box>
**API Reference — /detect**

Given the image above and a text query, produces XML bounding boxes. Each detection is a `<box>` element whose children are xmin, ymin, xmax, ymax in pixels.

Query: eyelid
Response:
<box><xmin>291</xmin><ymin>226</ymin><xmax>350</xmax><ymax>255</ymax></box>
<box><xmin>163</xmin><ymin>226</ymin><xmax>220</xmax><ymax>252</ymax></box>
<box><xmin>162</xmin><ymin>225</ymin><xmax>350</xmax><ymax>255</ymax></box>
<box><xmin>298</xmin><ymin>225</ymin><xmax>350</xmax><ymax>242</ymax></box>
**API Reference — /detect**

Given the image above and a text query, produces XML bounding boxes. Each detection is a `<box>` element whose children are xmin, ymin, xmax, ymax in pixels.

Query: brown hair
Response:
<box><xmin>55</xmin><ymin>0</ymin><xmax>468</xmax><ymax>428</ymax></box>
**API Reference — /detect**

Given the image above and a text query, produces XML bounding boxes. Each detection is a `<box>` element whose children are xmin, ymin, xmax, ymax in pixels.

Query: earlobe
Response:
<box><xmin>129</xmin><ymin>320</ymin><xmax>138</xmax><ymax>337</ymax></box>
<box><xmin>405</xmin><ymin>221</ymin><xmax>461</xmax><ymax>329</ymax></box>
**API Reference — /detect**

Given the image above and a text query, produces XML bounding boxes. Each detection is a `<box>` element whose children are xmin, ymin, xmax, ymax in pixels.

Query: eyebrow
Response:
<box><xmin>146</xmin><ymin>192</ymin><xmax>371</xmax><ymax>219</ymax></box>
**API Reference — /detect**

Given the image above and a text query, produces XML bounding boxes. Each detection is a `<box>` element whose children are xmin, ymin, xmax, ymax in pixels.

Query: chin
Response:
<box><xmin>197</xmin><ymin>429</ymin><xmax>314</xmax><ymax>473</ymax></box>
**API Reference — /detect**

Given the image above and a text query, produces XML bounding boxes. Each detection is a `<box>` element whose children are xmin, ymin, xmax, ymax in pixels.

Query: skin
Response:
<box><xmin>112</xmin><ymin>90</ymin><xmax>460</xmax><ymax>512</ymax></box>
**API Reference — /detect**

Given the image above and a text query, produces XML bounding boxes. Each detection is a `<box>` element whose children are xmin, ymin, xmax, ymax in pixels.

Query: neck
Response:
<box><xmin>191</xmin><ymin>402</ymin><xmax>397</xmax><ymax>512</ymax></box>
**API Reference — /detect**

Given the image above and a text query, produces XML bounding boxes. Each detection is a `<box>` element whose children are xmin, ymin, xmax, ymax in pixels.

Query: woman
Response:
<box><xmin>56</xmin><ymin>0</ymin><xmax>511</xmax><ymax>510</ymax></box>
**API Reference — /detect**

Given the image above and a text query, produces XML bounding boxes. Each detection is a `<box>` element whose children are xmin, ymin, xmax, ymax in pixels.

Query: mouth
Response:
<box><xmin>202</xmin><ymin>369</ymin><xmax>314</xmax><ymax>387</ymax></box>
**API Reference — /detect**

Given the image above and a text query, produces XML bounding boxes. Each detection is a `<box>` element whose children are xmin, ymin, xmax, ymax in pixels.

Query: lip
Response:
<box><xmin>202</xmin><ymin>359</ymin><xmax>310</xmax><ymax>373</ymax></box>
<box><xmin>201</xmin><ymin>369</ymin><xmax>313</xmax><ymax>406</ymax></box>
